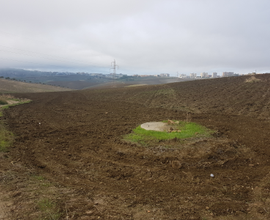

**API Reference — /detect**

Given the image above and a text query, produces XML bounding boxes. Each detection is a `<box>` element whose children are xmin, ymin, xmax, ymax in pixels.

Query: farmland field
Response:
<box><xmin>0</xmin><ymin>78</ymin><xmax>72</xmax><ymax>93</ymax></box>
<box><xmin>1</xmin><ymin>74</ymin><xmax>270</xmax><ymax>219</ymax></box>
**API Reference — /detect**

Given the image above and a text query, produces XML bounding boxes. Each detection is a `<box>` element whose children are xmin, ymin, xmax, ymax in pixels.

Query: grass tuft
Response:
<box><xmin>32</xmin><ymin>175</ymin><xmax>45</xmax><ymax>181</ymax></box>
<box><xmin>37</xmin><ymin>199</ymin><xmax>62</xmax><ymax>220</ymax></box>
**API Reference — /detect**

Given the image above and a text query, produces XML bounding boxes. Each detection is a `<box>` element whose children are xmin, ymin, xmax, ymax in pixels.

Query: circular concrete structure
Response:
<box><xmin>140</xmin><ymin>122</ymin><xmax>170</xmax><ymax>132</ymax></box>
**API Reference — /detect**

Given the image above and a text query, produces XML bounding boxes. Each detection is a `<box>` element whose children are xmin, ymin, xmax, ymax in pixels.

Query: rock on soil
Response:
<box><xmin>140</xmin><ymin>122</ymin><xmax>170</xmax><ymax>131</ymax></box>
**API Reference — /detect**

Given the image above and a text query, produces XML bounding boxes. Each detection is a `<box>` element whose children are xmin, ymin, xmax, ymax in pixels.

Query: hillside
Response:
<box><xmin>81</xmin><ymin>74</ymin><xmax>270</xmax><ymax>119</ymax></box>
<box><xmin>1</xmin><ymin>74</ymin><xmax>270</xmax><ymax>219</ymax></box>
<box><xmin>0</xmin><ymin>78</ymin><xmax>72</xmax><ymax>93</ymax></box>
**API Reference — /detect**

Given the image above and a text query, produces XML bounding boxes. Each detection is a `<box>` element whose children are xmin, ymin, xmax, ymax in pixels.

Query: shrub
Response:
<box><xmin>0</xmin><ymin>99</ymin><xmax>8</xmax><ymax>105</ymax></box>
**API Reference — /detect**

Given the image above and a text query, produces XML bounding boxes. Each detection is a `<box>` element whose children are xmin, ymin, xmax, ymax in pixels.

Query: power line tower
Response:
<box><xmin>111</xmin><ymin>60</ymin><xmax>119</xmax><ymax>82</ymax></box>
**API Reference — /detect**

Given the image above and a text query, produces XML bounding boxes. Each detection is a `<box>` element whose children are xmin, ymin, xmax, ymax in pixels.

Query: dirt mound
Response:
<box><xmin>2</xmin><ymin>75</ymin><xmax>270</xmax><ymax>219</ymax></box>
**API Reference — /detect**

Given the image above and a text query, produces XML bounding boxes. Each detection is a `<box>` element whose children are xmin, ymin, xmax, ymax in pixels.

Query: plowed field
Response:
<box><xmin>2</xmin><ymin>74</ymin><xmax>270</xmax><ymax>219</ymax></box>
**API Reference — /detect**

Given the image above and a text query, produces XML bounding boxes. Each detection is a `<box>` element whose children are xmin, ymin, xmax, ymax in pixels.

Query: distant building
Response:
<box><xmin>222</xmin><ymin>72</ymin><xmax>234</xmax><ymax>77</ymax></box>
<box><xmin>201</xmin><ymin>72</ymin><xmax>208</xmax><ymax>78</ymax></box>
<box><xmin>212</xmin><ymin>72</ymin><xmax>217</xmax><ymax>78</ymax></box>
<box><xmin>159</xmin><ymin>73</ymin><xmax>170</xmax><ymax>77</ymax></box>
<box><xmin>140</xmin><ymin>75</ymin><xmax>151</xmax><ymax>77</ymax></box>
<box><xmin>76</xmin><ymin>72</ymin><xmax>88</xmax><ymax>75</ymax></box>
<box><xmin>190</xmin><ymin>73</ymin><xmax>197</xmax><ymax>78</ymax></box>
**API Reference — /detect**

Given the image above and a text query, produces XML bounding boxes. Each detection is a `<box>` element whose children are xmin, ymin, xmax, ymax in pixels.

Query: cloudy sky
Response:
<box><xmin>0</xmin><ymin>0</ymin><xmax>269</xmax><ymax>75</ymax></box>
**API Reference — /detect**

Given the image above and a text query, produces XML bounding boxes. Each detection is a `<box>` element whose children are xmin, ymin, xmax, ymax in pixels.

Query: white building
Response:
<box><xmin>201</xmin><ymin>72</ymin><xmax>208</xmax><ymax>78</ymax></box>
<box><xmin>222</xmin><ymin>72</ymin><xmax>234</xmax><ymax>77</ymax></box>
<box><xmin>212</xmin><ymin>72</ymin><xmax>217</xmax><ymax>78</ymax></box>
<box><xmin>190</xmin><ymin>73</ymin><xmax>197</xmax><ymax>78</ymax></box>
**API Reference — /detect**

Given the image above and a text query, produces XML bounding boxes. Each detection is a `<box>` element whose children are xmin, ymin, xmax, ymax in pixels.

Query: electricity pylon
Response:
<box><xmin>111</xmin><ymin>60</ymin><xmax>119</xmax><ymax>82</ymax></box>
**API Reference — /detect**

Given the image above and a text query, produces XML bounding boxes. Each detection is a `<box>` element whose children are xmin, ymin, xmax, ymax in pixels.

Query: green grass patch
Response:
<box><xmin>1</xmin><ymin>105</ymin><xmax>9</xmax><ymax>110</ymax></box>
<box><xmin>1</xmin><ymin>100</ymin><xmax>31</xmax><ymax>110</ymax></box>
<box><xmin>0</xmin><ymin>124</ymin><xmax>14</xmax><ymax>152</ymax></box>
<box><xmin>123</xmin><ymin>120</ymin><xmax>214</xmax><ymax>147</ymax></box>
<box><xmin>0</xmin><ymin>97</ymin><xmax>31</xmax><ymax>152</ymax></box>
<box><xmin>32</xmin><ymin>175</ymin><xmax>45</xmax><ymax>181</ymax></box>
<box><xmin>37</xmin><ymin>199</ymin><xmax>62</xmax><ymax>220</ymax></box>
<box><xmin>11</xmin><ymin>98</ymin><xmax>20</xmax><ymax>101</ymax></box>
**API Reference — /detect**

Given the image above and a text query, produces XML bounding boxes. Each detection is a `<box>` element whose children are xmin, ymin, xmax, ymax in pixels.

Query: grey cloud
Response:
<box><xmin>0</xmin><ymin>0</ymin><xmax>270</xmax><ymax>74</ymax></box>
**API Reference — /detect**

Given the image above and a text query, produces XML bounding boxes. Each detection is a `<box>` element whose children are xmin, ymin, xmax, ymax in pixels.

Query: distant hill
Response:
<box><xmin>0</xmin><ymin>78</ymin><xmax>72</xmax><ymax>93</ymax></box>
<box><xmin>0</xmin><ymin>68</ymin><xmax>116</xmax><ymax>89</ymax></box>
<box><xmin>0</xmin><ymin>68</ymin><xmax>192</xmax><ymax>90</ymax></box>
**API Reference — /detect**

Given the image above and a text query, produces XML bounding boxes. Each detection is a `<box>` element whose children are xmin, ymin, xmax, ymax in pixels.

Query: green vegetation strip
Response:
<box><xmin>0</xmin><ymin>96</ymin><xmax>31</xmax><ymax>152</ymax></box>
<box><xmin>123</xmin><ymin>120</ymin><xmax>214</xmax><ymax>146</ymax></box>
<box><xmin>1</xmin><ymin>100</ymin><xmax>31</xmax><ymax>110</ymax></box>
<box><xmin>0</xmin><ymin>124</ymin><xmax>14</xmax><ymax>152</ymax></box>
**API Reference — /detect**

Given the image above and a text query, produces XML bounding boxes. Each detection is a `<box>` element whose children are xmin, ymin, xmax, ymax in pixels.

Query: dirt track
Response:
<box><xmin>2</xmin><ymin>74</ymin><xmax>270</xmax><ymax>219</ymax></box>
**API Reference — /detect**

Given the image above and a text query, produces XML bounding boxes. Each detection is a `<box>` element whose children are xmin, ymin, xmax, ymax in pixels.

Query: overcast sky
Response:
<box><xmin>0</xmin><ymin>0</ymin><xmax>269</xmax><ymax>75</ymax></box>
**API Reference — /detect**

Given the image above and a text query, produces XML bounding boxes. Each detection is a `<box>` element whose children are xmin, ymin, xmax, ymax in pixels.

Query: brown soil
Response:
<box><xmin>1</xmin><ymin>74</ymin><xmax>270</xmax><ymax>219</ymax></box>
<box><xmin>0</xmin><ymin>187</ymin><xmax>11</xmax><ymax>220</ymax></box>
